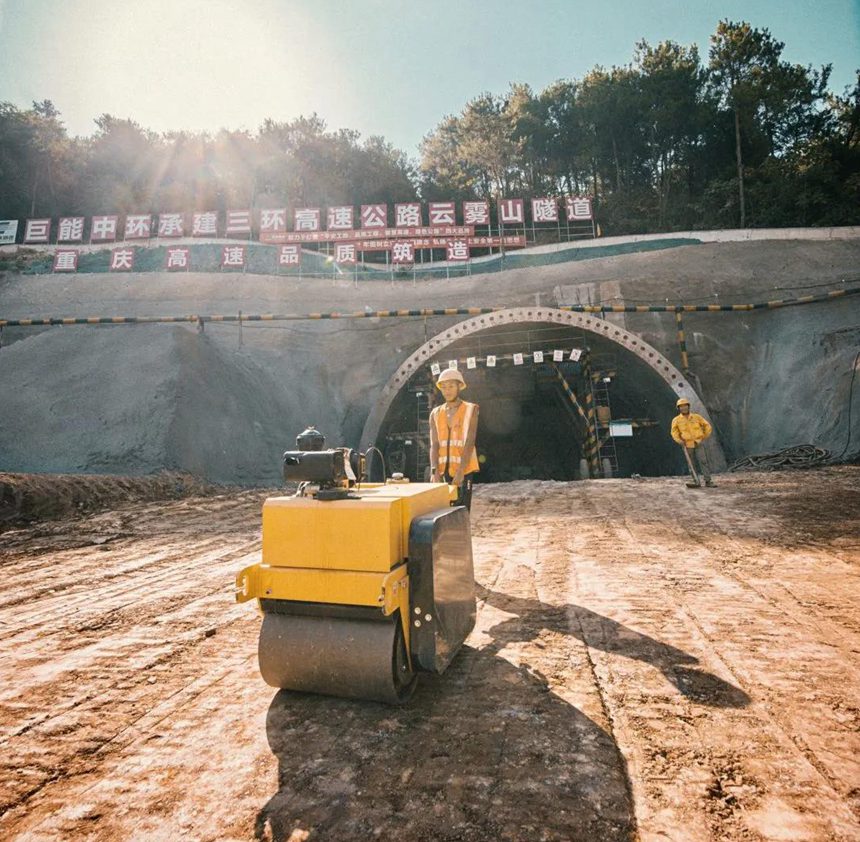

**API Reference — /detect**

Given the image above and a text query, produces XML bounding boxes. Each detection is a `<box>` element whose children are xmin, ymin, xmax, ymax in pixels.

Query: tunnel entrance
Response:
<box><xmin>362</xmin><ymin>308</ymin><xmax>721</xmax><ymax>483</ymax></box>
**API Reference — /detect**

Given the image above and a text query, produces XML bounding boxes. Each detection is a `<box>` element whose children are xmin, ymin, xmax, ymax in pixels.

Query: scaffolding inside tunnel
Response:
<box><xmin>378</xmin><ymin>321</ymin><xmax>686</xmax><ymax>482</ymax></box>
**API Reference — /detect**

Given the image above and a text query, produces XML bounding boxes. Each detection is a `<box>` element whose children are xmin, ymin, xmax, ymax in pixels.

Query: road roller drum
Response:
<box><xmin>258</xmin><ymin>612</ymin><xmax>416</xmax><ymax>704</ymax></box>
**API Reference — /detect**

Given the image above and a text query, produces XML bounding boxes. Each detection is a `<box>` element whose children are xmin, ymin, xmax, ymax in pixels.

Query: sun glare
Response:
<box><xmin>65</xmin><ymin>0</ymin><xmax>331</xmax><ymax>136</ymax></box>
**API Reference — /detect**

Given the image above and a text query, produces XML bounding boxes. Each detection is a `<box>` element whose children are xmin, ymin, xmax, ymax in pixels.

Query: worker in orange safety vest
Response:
<box><xmin>429</xmin><ymin>368</ymin><xmax>480</xmax><ymax>510</ymax></box>
<box><xmin>671</xmin><ymin>397</ymin><xmax>715</xmax><ymax>488</ymax></box>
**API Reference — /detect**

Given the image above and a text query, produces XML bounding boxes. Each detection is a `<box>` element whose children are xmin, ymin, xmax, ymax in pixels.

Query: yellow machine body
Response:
<box><xmin>236</xmin><ymin>481</ymin><xmax>467</xmax><ymax>703</ymax></box>
<box><xmin>237</xmin><ymin>481</ymin><xmax>452</xmax><ymax>604</ymax></box>
<box><xmin>260</xmin><ymin>481</ymin><xmax>453</xmax><ymax>573</ymax></box>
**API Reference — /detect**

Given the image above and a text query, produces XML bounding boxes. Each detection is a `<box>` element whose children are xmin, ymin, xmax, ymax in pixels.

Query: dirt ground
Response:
<box><xmin>1</xmin><ymin>467</ymin><xmax>858</xmax><ymax>842</ymax></box>
<box><xmin>0</xmin><ymin>472</ymin><xmax>225</xmax><ymax>528</ymax></box>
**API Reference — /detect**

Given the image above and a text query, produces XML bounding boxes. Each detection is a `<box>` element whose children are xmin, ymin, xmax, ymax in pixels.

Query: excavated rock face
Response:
<box><xmin>0</xmin><ymin>238</ymin><xmax>858</xmax><ymax>482</ymax></box>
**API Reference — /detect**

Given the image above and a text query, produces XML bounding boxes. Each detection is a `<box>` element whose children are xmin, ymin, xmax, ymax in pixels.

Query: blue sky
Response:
<box><xmin>0</xmin><ymin>0</ymin><xmax>857</xmax><ymax>156</ymax></box>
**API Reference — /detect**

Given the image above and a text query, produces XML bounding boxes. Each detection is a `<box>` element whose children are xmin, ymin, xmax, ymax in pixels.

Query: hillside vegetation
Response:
<box><xmin>0</xmin><ymin>21</ymin><xmax>857</xmax><ymax>237</ymax></box>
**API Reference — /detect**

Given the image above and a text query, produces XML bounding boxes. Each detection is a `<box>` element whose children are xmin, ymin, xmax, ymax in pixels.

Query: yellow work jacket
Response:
<box><xmin>671</xmin><ymin>412</ymin><xmax>712</xmax><ymax>448</ymax></box>
<box><xmin>432</xmin><ymin>401</ymin><xmax>479</xmax><ymax>476</ymax></box>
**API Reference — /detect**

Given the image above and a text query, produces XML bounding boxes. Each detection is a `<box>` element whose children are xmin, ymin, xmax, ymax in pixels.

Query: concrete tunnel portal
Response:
<box><xmin>361</xmin><ymin>307</ymin><xmax>724</xmax><ymax>482</ymax></box>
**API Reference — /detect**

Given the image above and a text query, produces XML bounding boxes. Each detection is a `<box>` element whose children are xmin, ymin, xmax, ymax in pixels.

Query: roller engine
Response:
<box><xmin>236</xmin><ymin>428</ymin><xmax>476</xmax><ymax>703</ymax></box>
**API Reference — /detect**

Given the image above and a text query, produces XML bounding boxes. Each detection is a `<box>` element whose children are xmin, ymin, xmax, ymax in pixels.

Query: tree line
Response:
<box><xmin>0</xmin><ymin>20</ymin><xmax>857</xmax><ymax>236</ymax></box>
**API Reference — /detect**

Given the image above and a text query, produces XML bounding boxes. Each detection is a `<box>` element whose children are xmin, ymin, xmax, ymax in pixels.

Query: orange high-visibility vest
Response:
<box><xmin>432</xmin><ymin>401</ymin><xmax>479</xmax><ymax>476</ymax></box>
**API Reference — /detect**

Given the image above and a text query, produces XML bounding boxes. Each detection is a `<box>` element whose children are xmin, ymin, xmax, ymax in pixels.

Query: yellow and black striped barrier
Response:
<box><xmin>592</xmin><ymin>369</ymin><xmax>616</xmax><ymax>383</ymax></box>
<box><xmin>0</xmin><ymin>286</ymin><xmax>856</xmax><ymax>328</ymax></box>
<box><xmin>675</xmin><ymin>311</ymin><xmax>689</xmax><ymax>373</ymax></box>
<box><xmin>552</xmin><ymin>364</ymin><xmax>600</xmax><ymax>478</ymax></box>
<box><xmin>581</xmin><ymin>351</ymin><xmax>602</xmax><ymax>477</ymax></box>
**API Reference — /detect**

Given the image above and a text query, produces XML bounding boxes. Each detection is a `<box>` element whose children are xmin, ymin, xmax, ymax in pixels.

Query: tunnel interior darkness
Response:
<box><xmin>376</xmin><ymin>322</ymin><xmax>688</xmax><ymax>483</ymax></box>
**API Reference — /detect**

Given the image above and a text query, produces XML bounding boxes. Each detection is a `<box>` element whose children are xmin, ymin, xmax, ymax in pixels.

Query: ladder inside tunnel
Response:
<box><xmin>591</xmin><ymin>375</ymin><xmax>619</xmax><ymax>476</ymax></box>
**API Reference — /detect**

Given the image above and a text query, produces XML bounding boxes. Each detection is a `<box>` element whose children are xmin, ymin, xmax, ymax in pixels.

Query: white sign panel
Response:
<box><xmin>0</xmin><ymin>220</ymin><xmax>18</xmax><ymax>245</ymax></box>
<box><xmin>609</xmin><ymin>421</ymin><xmax>634</xmax><ymax>438</ymax></box>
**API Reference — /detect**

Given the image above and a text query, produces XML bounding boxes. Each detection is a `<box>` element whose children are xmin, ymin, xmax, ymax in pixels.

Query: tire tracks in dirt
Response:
<box><xmin>584</xmin><ymin>482</ymin><xmax>859</xmax><ymax>840</ymax></box>
<box><xmin>0</xmin><ymin>495</ymin><xmax>266</xmax><ymax>828</ymax></box>
<box><xmin>2</xmin><ymin>475</ymin><xmax>859</xmax><ymax>841</ymax></box>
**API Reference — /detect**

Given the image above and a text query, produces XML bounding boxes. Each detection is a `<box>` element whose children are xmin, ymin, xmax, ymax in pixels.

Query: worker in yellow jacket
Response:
<box><xmin>671</xmin><ymin>398</ymin><xmax>715</xmax><ymax>488</ymax></box>
<box><xmin>429</xmin><ymin>368</ymin><xmax>480</xmax><ymax>510</ymax></box>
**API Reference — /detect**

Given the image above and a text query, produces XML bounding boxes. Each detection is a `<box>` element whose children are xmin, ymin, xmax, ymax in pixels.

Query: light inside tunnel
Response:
<box><xmin>375</xmin><ymin>322</ymin><xmax>688</xmax><ymax>482</ymax></box>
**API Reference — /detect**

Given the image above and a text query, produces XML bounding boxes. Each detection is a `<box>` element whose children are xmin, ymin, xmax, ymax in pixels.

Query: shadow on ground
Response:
<box><xmin>256</xmin><ymin>589</ymin><xmax>749</xmax><ymax>841</ymax></box>
<box><xmin>478</xmin><ymin>587</ymin><xmax>751</xmax><ymax>710</ymax></box>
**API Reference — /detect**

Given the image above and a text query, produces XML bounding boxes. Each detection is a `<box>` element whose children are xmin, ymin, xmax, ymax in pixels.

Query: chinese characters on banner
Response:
<box><xmin>192</xmin><ymin>211</ymin><xmax>218</xmax><ymax>236</ymax></box>
<box><xmin>158</xmin><ymin>213</ymin><xmax>184</xmax><ymax>238</ymax></box>
<box><xmin>15</xmin><ymin>198</ymin><xmax>593</xmax><ymax>276</ymax></box>
<box><xmin>463</xmin><ymin>201</ymin><xmax>489</xmax><ymax>224</ymax></box>
<box><xmin>392</xmin><ymin>241</ymin><xmax>414</xmax><ymax>264</ymax></box>
<box><xmin>278</xmin><ymin>245</ymin><xmax>301</xmax><ymax>267</ymax></box>
<box><xmin>221</xmin><ymin>245</ymin><xmax>246</xmax><ymax>268</ymax></box>
<box><xmin>334</xmin><ymin>243</ymin><xmax>356</xmax><ymax>264</ymax></box>
<box><xmin>125</xmin><ymin>215</ymin><xmax>152</xmax><ymax>239</ymax></box>
<box><xmin>0</xmin><ymin>220</ymin><xmax>18</xmax><ymax>245</ymax></box>
<box><xmin>165</xmin><ymin>247</ymin><xmax>190</xmax><ymax>270</ymax></box>
<box><xmin>58</xmin><ymin>216</ymin><xmax>85</xmax><ymax>242</ymax></box>
<box><xmin>53</xmin><ymin>249</ymin><xmax>79</xmax><ymax>272</ymax></box>
<box><xmin>361</xmin><ymin>204</ymin><xmax>387</xmax><ymax>229</ymax></box>
<box><xmin>327</xmin><ymin>206</ymin><xmax>353</xmax><ymax>230</ymax></box>
<box><xmin>566</xmin><ymin>196</ymin><xmax>593</xmax><ymax>220</ymax></box>
<box><xmin>294</xmin><ymin>208</ymin><xmax>320</xmax><ymax>231</ymax></box>
<box><xmin>90</xmin><ymin>215</ymin><xmax>118</xmax><ymax>242</ymax></box>
<box><xmin>531</xmin><ymin>198</ymin><xmax>558</xmax><ymax>223</ymax></box>
<box><xmin>395</xmin><ymin>203</ymin><xmax>421</xmax><ymax>227</ymax></box>
<box><xmin>25</xmin><ymin>219</ymin><xmax>51</xmax><ymax>243</ymax></box>
<box><xmin>226</xmin><ymin>210</ymin><xmax>252</xmax><ymax>235</ymax></box>
<box><xmin>260</xmin><ymin>209</ymin><xmax>286</xmax><ymax>234</ymax></box>
<box><xmin>426</xmin><ymin>347</ymin><xmax>584</xmax><ymax>374</ymax></box>
<box><xmin>110</xmin><ymin>248</ymin><xmax>135</xmax><ymax>271</ymax></box>
<box><xmin>446</xmin><ymin>240</ymin><xmax>469</xmax><ymax>261</ymax></box>
<box><xmin>498</xmin><ymin>198</ymin><xmax>525</xmax><ymax>224</ymax></box>
<box><xmin>262</xmin><ymin>225</ymin><xmax>475</xmax><ymax>245</ymax></box>
<box><xmin>16</xmin><ymin>199</ymin><xmax>591</xmax><ymax>243</ymax></box>
<box><xmin>428</xmin><ymin>202</ymin><xmax>456</xmax><ymax>226</ymax></box>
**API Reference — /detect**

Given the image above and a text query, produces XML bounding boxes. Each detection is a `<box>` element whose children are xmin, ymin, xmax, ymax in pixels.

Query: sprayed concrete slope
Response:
<box><xmin>0</xmin><ymin>237</ymin><xmax>857</xmax><ymax>482</ymax></box>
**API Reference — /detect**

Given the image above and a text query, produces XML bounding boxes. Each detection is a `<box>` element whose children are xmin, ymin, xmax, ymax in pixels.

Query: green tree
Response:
<box><xmin>708</xmin><ymin>20</ymin><xmax>831</xmax><ymax>227</ymax></box>
<box><xmin>535</xmin><ymin>80</ymin><xmax>588</xmax><ymax>195</ymax></box>
<box><xmin>635</xmin><ymin>40</ymin><xmax>707</xmax><ymax>228</ymax></box>
<box><xmin>420</xmin><ymin>90</ymin><xmax>524</xmax><ymax>200</ymax></box>
<box><xmin>0</xmin><ymin>100</ymin><xmax>73</xmax><ymax>219</ymax></box>
<box><xmin>81</xmin><ymin>115</ymin><xmax>161</xmax><ymax>213</ymax></box>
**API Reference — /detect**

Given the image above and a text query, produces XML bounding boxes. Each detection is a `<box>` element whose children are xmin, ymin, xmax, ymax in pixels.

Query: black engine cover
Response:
<box><xmin>407</xmin><ymin>506</ymin><xmax>476</xmax><ymax>674</ymax></box>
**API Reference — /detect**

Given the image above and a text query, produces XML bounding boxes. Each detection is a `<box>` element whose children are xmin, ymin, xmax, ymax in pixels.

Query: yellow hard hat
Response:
<box><xmin>676</xmin><ymin>397</ymin><xmax>691</xmax><ymax>407</ymax></box>
<box><xmin>436</xmin><ymin>368</ymin><xmax>466</xmax><ymax>390</ymax></box>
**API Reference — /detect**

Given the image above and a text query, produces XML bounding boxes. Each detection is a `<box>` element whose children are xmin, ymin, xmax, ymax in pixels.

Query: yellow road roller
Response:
<box><xmin>236</xmin><ymin>428</ymin><xmax>476</xmax><ymax>703</ymax></box>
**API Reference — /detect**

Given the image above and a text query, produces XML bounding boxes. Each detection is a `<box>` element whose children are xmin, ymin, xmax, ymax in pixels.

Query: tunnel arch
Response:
<box><xmin>361</xmin><ymin>307</ymin><xmax>724</xmax><ymax>471</ymax></box>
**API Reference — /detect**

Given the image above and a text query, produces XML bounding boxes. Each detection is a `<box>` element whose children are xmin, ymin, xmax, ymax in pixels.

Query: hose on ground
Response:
<box><xmin>728</xmin><ymin>444</ymin><xmax>832</xmax><ymax>472</ymax></box>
